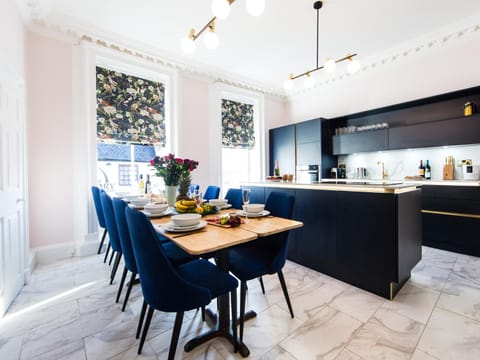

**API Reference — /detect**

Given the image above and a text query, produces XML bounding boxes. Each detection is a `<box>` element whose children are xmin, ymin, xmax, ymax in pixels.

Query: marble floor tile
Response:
<box><xmin>330</xmin><ymin>287</ymin><xmax>384</xmax><ymax>323</ymax></box>
<box><xmin>108</xmin><ymin>341</ymin><xmax>158</xmax><ymax>360</ymax></box>
<box><xmin>0</xmin><ymin>335</ymin><xmax>23</xmax><ymax>360</ymax></box>
<box><xmin>437</xmin><ymin>277</ymin><xmax>480</xmax><ymax>322</ymax></box>
<box><xmin>410</xmin><ymin>348</ymin><xmax>440</xmax><ymax>360</ymax></box>
<box><xmin>346</xmin><ymin>308</ymin><xmax>424</xmax><ymax>360</ymax></box>
<box><xmin>3</xmin><ymin>248</ymin><xmax>480</xmax><ymax>360</ymax></box>
<box><xmin>417</xmin><ymin>308</ymin><xmax>480</xmax><ymax>360</ymax></box>
<box><xmin>334</xmin><ymin>349</ymin><xmax>362</xmax><ymax>360</ymax></box>
<box><xmin>31</xmin><ymin>339</ymin><xmax>86</xmax><ymax>360</ymax></box>
<box><xmin>380</xmin><ymin>283</ymin><xmax>439</xmax><ymax>324</ymax></box>
<box><xmin>279</xmin><ymin>305</ymin><xmax>362</xmax><ymax>360</ymax></box>
<box><xmin>277</xmin><ymin>275</ymin><xmax>350</xmax><ymax>322</ymax></box>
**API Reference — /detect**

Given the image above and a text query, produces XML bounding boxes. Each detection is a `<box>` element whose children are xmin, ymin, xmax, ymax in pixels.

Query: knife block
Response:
<box><xmin>443</xmin><ymin>164</ymin><xmax>454</xmax><ymax>180</ymax></box>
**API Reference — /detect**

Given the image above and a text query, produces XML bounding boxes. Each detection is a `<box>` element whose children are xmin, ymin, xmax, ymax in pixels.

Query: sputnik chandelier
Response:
<box><xmin>283</xmin><ymin>1</ymin><xmax>360</xmax><ymax>90</ymax></box>
<box><xmin>181</xmin><ymin>0</ymin><xmax>266</xmax><ymax>53</ymax></box>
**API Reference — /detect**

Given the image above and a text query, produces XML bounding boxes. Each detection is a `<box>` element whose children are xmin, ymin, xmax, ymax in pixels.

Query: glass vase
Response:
<box><xmin>165</xmin><ymin>185</ymin><xmax>177</xmax><ymax>207</ymax></box>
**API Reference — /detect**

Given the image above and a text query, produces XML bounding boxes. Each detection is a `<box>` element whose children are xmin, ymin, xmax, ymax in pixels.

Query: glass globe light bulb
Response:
<box><xmin>204</xmin><ymin>31</ymin><xmax>219</xmax><ymax>49</ymax></box>
<box><xmin>211</xmin><ymin>0</ymin><xmax>231</xmax><ymax>19</ymax></box>
<box><xmin>180</xmin><ymin>37</ymin><xmax>196</xmax><ymax>54</ymax></box>
<box><xmin>246</xmin><ymin>0</ymin><xmax>266</xmax><ymax>16</ymax></box>
<box><xmin>347</xmin><ymin>59</ymin><xmax>360</xmax><ymax>74</ymax></box>
<box><xmin>304</xmin><ymin>74</ymin><xmax>315</xmax><ymax>88</ymax></box>
<box><xmin>284</xmin><ymin>79</ymin><xmax>294</xmax><ymax>91</ymax></box>
<box><xmin>324</xmin><ymin>59</ymin><xmax>336</xmax><ymax>73</ymax></box>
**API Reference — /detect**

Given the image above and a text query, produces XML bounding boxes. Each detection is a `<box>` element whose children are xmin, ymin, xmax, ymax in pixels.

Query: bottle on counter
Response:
<box><xmin>145</xmin><ymin>174</ymin><xmax>151</xmax><ymax>194</ymax></box>
<box><xmin>138</xmin><ymin>174</ymin><xmax>145</xmax><ymax>194</ymax></box>
<box><xmin>274</xmin><ymin>160</ymin><xmax>280</xmax><ymax>176</ymax></box>
<box><xmin>418</xmin><ymin>160</ymin><xmax>425</xmax><ymax>178</ymax></box>
<box><xmin>425</xmin><ymin>160</ymin><xmax>431</xmax><ymax>180</ymax></box>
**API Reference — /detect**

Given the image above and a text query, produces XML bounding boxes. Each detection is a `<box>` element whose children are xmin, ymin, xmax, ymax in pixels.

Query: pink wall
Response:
<box><xmin>0</xmin><ymin>0</ymin><xmax>26</xmax><ymax>77</ymax></box>
<box><xmin>178</xmin><ymin>75</ymin><xmax>212</xmax><ymax>189</ymax></box>
<box><xmin>26</xmin><ymin>31</ymin><xmax>75</xmax><ymax>248</ymax></box>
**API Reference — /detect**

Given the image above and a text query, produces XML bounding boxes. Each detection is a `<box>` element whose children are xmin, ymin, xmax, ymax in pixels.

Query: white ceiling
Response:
<box><xmin>25</xmin><ymin>0</ymin><xmax>480</xmax><ymax>93</ymax></box>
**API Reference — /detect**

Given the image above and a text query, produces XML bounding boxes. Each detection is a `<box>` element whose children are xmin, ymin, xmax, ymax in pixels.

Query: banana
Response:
<box><xmin>180</xmin><ymin>199</ymin><xmax>196</xmax><ymax>207</ymax></box>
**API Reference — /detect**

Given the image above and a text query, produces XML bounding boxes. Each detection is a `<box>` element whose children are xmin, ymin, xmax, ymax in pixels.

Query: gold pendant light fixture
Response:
<box><xmin>283</xmin><ymin>1</ymin><xmax>360</xmax><ymax>90</ymax></box>
<box><xmin>181</xmin><ymin>0</ymin><xmax>266</xmax><ymax>54</ymax></box>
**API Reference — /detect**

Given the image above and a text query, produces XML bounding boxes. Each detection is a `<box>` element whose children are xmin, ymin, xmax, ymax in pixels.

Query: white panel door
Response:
<box><xmin>0</xmin><ymin>66</ymin><xmax>27</xmax><ymax>317</ymax></box>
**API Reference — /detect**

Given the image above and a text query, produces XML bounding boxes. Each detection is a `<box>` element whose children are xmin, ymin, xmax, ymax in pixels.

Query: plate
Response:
<box><xmin>218</xmin><ymin>204</ymin><xmax>233</xmax><ymax>210</ymax></box>
<box><xmin>236</xmin><ymin>210</ymin><xmax>270</xmax><ymax>218</ymax></box>
<box><xmin>161</xmin><ymin>220</ymin><xmax>207</xmax><ymax>232</ymax></box>
<box><xmin>141</xmin><ymin>209</ymin><xmax>171</xmax><ymax>218</ymax></box>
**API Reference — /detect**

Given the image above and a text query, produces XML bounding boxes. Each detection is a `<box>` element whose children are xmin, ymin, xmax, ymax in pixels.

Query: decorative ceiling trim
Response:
<box><xmin>21</xmin><ymin>1</ymin><xmax>480</xmax><ymax>100</ymax></box>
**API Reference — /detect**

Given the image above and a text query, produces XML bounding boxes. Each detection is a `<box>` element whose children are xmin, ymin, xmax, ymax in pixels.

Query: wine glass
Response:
<box><xmin>242</xmin><ymin>188</ymin><xmax>250</xmax><ymax>221</ymax></box>
<box><xmin>192</xmin><ymin>190</ymin><xmax>203</xmax><ymax>208</ymax></box>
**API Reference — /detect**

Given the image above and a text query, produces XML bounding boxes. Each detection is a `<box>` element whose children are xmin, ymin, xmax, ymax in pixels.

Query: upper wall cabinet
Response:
<box><xmin>269</xmin><ymin>124</ymin><xmax>296</xmax><ymax>176</ymax></box>
<box><xmin>388</xmin><ymin>115</ymin><xmax>480</xmax><ymax>150</ymax></box>
<box><xmin>333</xmin><ymin>129</ymin><xmax>388</xmax><ymax>155</ymax></box>
<box><xmin>296</xmin><ymin>119</ymin><xmax>321</xmax><ymax>144</ymax></box>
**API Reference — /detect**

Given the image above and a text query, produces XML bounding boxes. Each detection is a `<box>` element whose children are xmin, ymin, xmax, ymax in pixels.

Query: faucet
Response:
<box><xmin>377</xmin><ymin>161</ymin><xmax>388</xmax><ymax>180</ymax></box>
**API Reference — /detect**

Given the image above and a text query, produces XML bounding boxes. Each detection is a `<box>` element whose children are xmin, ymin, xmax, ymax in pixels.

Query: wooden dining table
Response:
<box><xmin>151</xmin><ymin>209</ymin><xmax>303</xmax><ymax>357</ymax></box>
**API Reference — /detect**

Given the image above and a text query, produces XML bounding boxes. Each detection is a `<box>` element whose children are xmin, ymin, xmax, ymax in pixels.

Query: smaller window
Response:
<box><xmin>118</xmin><ymin>164</ymin><xmax>138</xmax><ymax>186</ymax></box>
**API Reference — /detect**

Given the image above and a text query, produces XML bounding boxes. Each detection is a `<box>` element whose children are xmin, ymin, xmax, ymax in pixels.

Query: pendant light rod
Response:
<box><xmin>291</xmin><ymin>53</ymin><xmax>358</xmax><ymax>80</ymax></box>
<box><xmin>192</xmin><ymin>16</ymin><xmax>217</xmax><ymax>41</ymax></box>
<box><xmin>315</xmin><ymin>1</ymin><xmax>321</xmax><ymax>69</ymax></box>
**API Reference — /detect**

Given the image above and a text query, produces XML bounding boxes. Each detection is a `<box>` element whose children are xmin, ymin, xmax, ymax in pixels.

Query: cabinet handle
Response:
<box><xmin>421</xmin><ymin>209</ymin><xmax>480</xmax><ymax>219</ymax></box>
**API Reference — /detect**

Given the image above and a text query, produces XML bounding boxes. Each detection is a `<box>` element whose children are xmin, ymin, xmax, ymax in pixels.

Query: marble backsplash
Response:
<box><xmin>337</xmin><ymin>143</ymin><xmax>480</xmax><ymax>181</ymax></box>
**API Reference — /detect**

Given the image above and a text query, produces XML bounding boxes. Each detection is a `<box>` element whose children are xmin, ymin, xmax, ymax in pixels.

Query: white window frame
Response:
<box><xmin>210</xmin><ymin>83</ymin><xmax>265</xmax><ymax>192</ymax></box>
<box><xmin>72</xmin><ymin>42</ymin><xmax>179</xmax><ymax>248</ymax></box>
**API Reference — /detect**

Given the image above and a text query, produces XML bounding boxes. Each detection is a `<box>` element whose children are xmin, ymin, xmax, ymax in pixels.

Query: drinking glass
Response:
<box><xmin>242</xmin><ymin>188</ymin><xmax>250</xmax><ymax>221</ymax></box>
<box><xmin>192</xmin><ymin>190</ymin><xmax>203</xmax><ymax>208</ymax></box>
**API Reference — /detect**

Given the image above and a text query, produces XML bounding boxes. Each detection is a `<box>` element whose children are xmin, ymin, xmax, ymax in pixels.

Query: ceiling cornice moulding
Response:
<box><xmin>21</xmin><ymin>1</ymin><xmax>287</xmax><ymax>100</ymax></box>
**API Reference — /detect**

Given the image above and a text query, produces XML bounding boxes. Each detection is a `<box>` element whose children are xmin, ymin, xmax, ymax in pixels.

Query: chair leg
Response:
<box><xmin>201</xmin><ymin>306</ymin><xmax>205</xmax><ymax>322</ymax></box>
<box><xmin>231</xmin><ymin>289</ymin><xmax>238</xmax><ymax>353</ymax></box>
<box><xmin>116</xmin><ymin>266</ymin><xmax>128</xmax><ymax>303</ymax></box>
<box><xmin>259</xmin><ymin>276</ymin><xmax>265</xmax><ymax>294</ymax></box>
<box><xmin>103</xmin><ymin>242</ymin><xmax>111</xmax><ymax>263</ymax></box>
<box><xmin>109</xmin><ymin>248</ymin><xmax>115</xmax><ymax>265</ymax></box>
<box><xmin>110</xmin><ymin>252</ymin><xmax>122</xmax><ymax>285</ymax></box>
<box><xmin>239</xmin><ymin>281</ymin><xmax>247</xmax><ymax>342</ymax></box>
<box><xmin>138</xmin><ymin>305</ymin><xmax>154</xmax><ymax>354</ymax></box>
<box><xmin>278</xmin><ymin>270</ymin><xmax>294</xmax><ymax>318</ymax></box>
<box><xmin>97</xmin><ymin>229</ymin><xmax>107</xmax><ymax>254</ymax></box>
<box><xmin>122</xmin><ymin>272</ymin><xmax>137</xmax><ymax>312</ymax></box>
<box><xmin>168</xmin><ymin>311</ymin><xmax>184</xmax><ymax>360</ymax></box>
<box><xmin>136</xmin><ymin>300</ymin><xmax>147</xmax><ymax>339</ymax></box>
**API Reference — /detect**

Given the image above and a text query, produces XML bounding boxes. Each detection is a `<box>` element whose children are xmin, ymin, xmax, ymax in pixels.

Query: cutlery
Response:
<box><xmin>172</xmin><ymin>230</ymin><xmax>206</xmax><ymax>238</ymax></box>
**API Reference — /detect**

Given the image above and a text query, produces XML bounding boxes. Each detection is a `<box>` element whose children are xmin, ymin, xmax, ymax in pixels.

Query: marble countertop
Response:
<box><xmin>320</xmin><ymin>178</ymin><xmax>480</xmax><ymax>187</ymax></box>
<box><xmin>243</xmin><ymin>181</ymin><xmax>419</xmax><ymax>194</ymax></box>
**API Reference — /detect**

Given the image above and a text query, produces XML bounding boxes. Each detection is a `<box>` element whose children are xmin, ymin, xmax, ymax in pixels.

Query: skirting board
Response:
<box><xmin>31</xmin><ymin>232</ymin><xmax>103</xmax><ymax>265</ymax></box>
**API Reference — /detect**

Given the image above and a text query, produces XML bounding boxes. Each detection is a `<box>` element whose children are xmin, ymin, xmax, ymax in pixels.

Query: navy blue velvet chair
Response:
<box><xmin>228</xmin><ymin>191</ymin><xmax>295</xmax><ymax>342</ymax></box>
<box><xmin>112</xmin><ymin>198</ymin><xmax>197</xmax><ymax>311</ymax></box>
<box><xmin>125</xmin><ymin>207</ymin><xmax>238</xmax><ymax>358</ymax></box>
<box><xmin>91</xmin><ymin>186</ymin><xmax>109</xmax><ymax>258</ymax></box>
<box><xmin>224</xmin><ymin>188</ymin><xmax>243</xmax><ymax>209</ymax></box>
<box><xmin>204</xmin><ymin>185</ymin><xmax>220</xmax><ymax>201</ymax></box>
<box><xmin>189</xmin><ymin>183</ymin><xmax>200</xmax><ymax>194</ymax></box>
<box><xmin>100</xmin><ymin>192</ymin><xmax>123</xmax><ymax>284</ymax></box>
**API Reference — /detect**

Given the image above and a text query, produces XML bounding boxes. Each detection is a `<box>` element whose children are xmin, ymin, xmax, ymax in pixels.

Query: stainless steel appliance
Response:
<box><xmin>462</xmin><ymin>164</ymin><xmax>480</xmax><ymax>180</ymax></box>
<box><xmin>330</xmin><ymin>167</ymin><xmax>346</xmax><ymax>179</ymax></box>
<box><xmin>296</xmin><ymin>164</ymin><xmax>319</xmax><ymax>183</ymax></box>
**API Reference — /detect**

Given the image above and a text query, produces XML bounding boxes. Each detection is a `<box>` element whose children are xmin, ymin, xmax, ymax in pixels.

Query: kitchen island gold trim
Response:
<box><xmin>421</xmin><ymin>209</ymin><xmax>480</xmax><ymax>219</ymax></box>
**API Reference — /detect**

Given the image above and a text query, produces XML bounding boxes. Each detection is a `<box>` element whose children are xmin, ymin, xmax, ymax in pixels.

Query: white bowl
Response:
<box><xmin>130</xmin><ymin>198</ymin><xmax>150</xmax><ymax>207</ymax></box>
<box><xmin>209</xmin><ymin>199</ymin><xmax>228</xmax><ymax>207</ymax></box>
<box><xmin>124</xmin><ymin>194</ymin><xmax>143</xmax><ymax>201</ymax></box>
<box><xmin>171</xmin><ymin>213</ymin><xmax>201</xmax><ymax>227</ymax></box>
<box><xmin>144</xmin><ymin>203</ymin><xmax>168</xmax><ymax>214</ymax></box>
<box><xmin>242</xmin><ymin>203</ymin><xmax>265</xmax><ymax>214</ymax></box>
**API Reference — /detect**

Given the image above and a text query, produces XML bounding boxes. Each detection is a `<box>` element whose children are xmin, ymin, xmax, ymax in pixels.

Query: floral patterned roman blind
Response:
<box><xmin>96</xmin><ymin>66</ymin><xmax>166</xmax><ymax>145</ymax></box>
<box><xmin>221</xmin><ymin>99</ymin><xmax>255</xmax><ymax>149</ymax></box>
